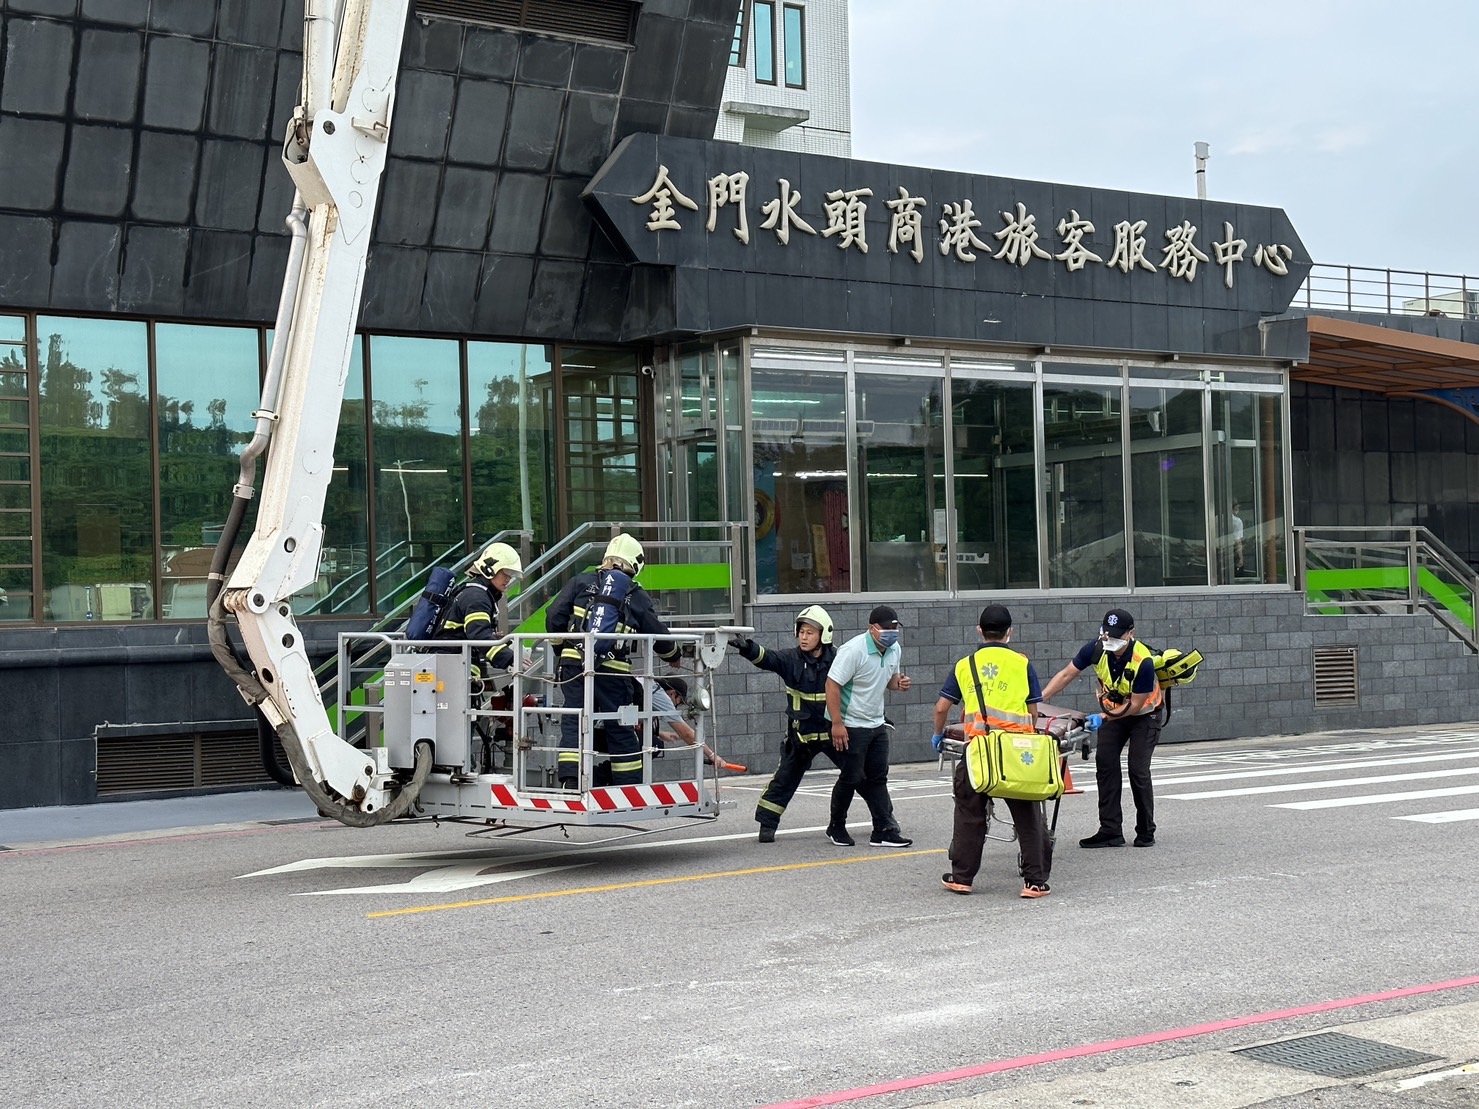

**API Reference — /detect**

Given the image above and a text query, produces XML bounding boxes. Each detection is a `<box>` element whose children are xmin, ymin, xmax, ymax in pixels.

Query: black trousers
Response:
<box><xmin>1094</xmin><ymin>711</ymin><xmax>1160</xmax><ymax>838</ymax></box>
<box><xmin>556</xmin><ymin>662</ymin><xmax>642</xmax><ymax>786</ymax></box>
<box><xmin>754</xmin><ymin>735</ymin><xmax>846</xmax><ymax>829</ymax></box>
<box><xmin>948</xmin><ymin>761</ymin><xmax>1050</xmax><ymax>887</ymax></box>
<box><xmin>829</xmin><ymin>725</ymin><xmax>899</xmax><ymax>835</ymax></box>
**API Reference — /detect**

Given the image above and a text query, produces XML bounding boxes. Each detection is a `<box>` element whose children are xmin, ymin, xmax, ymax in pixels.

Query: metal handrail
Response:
<box><xmin>506</xmin><ymin>520</ymin><xmax>748</xmax><ymax>627</ymax></box>
<box><xmin>1295</xmin><ymin>525</ymin><xmax>1478</xmax><ymax>651</ymax></box>
<box><xmin>311</xmin><ymin>529</ymin><xmax>534</xmax><ymax>721</ymax></box>
<box><xmin>1294</xmin><ymin>265</ymin><xmax>1477</xmax><ymax>319</ymax></box>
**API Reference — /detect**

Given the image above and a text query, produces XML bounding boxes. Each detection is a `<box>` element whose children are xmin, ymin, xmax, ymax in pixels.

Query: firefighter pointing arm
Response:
<box><xmin>1039</xmin><ymin>607</ymin><xmax>1163</xmax><ymax>849</ymax></box>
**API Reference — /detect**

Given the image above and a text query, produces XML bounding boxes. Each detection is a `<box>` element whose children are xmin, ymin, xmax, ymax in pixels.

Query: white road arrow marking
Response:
<box><xmin>300</xmin><ymin>862</ymin><xmax>587</xmax><ymax>896</ymax></box>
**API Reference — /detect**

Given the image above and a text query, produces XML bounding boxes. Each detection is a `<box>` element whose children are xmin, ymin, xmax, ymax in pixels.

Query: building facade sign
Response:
<box><xmin>585</xmin><ymin>134</ymin><xmax>1311</xmax><ymax>354</ymax></box>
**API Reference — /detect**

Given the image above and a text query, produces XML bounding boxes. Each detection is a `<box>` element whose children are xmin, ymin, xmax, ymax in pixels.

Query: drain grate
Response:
<box><xmin>1234</xmin><ymin>1032</ymin><xmax>1440</xmax><ymax>1078</ymax></box>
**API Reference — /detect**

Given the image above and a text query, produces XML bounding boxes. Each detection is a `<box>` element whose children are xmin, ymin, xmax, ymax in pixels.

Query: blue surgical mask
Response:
<box><xmin>878</xmin><ymin>629</ymin><xmax>900</xmax><ymax>649</ymax></box>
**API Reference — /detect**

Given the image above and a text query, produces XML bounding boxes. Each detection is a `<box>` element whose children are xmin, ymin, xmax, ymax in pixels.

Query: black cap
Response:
<box><xmin>978</xmin><ymin>604</ymin><xmax>1012</xmax><ymax>634</ymax></box>
<box><xmin>868</xmin><ymin>605</ymin><xmax>900</xmax><ymax>628</ymax></box>
<box><xmin>656</xmin><ymin>675</ymin><xmax>688</xmax><ymax>702</ymax></box>
<box><xmin>1101</xmin><ymin>608</ymin><xmax>1135</xmax><ymax>634</ymax></box>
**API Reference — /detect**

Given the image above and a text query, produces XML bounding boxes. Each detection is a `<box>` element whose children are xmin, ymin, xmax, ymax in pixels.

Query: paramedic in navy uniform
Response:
<box><xmin>1039</xmin><ymin>607</ymin><xmax>1164</xmax><ymax>848</ymax></box>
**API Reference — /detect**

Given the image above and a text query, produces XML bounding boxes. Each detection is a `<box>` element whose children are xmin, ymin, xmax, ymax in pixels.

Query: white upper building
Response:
<box><xmin>714</xmin><ymin>0</ymin><xmax>852</xmax><ymax>157</ymax></box>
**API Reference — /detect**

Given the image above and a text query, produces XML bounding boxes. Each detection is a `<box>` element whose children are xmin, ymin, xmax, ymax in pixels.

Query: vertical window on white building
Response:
<box><xmin>753</xmin><ymin>1</ymin><xmax>775</xmax><ymax>83</ymax></box>
<box><xmin>728</xmin><ymin>0</ymin><xmax>748</xmax><ymax>66</ymax></box>
<box><xmin>782</xmin><ymin>4</ymin><xmax>805</xmax><ymax>88</ymax></box>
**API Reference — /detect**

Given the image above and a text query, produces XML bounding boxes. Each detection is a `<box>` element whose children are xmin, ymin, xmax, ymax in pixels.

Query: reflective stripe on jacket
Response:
<box><xmin>739</xmin><ymin>640</ymin><xmax>835</xmax><ymax>743</ymax></box>
<box><xmin>955</xmin><ymin>647</ymin><xmax>1035</xmax><ymax>736</ymax></box>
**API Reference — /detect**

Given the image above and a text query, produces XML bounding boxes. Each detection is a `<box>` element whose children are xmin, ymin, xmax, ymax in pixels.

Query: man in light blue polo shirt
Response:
<box><xmin>823</xmin><ymin>605</ymin><xmax>913</xmax><ymax>848</ymax></box>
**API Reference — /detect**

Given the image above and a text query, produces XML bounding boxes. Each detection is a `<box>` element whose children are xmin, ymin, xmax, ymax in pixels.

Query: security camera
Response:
<box><xmin>639</xmin><ymin>364</ymin><xmax>654</xmax><ymax>377</ymax></box>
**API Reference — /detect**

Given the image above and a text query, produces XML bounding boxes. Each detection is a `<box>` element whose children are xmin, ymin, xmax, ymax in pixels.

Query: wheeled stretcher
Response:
<box><xmin>936</xmin><ymin>703</ymin><xmax>1099</xmax><ymax>855</ymax></box>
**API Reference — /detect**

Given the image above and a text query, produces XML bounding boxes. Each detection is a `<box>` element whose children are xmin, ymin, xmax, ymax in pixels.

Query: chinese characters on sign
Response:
<box><xmin>631</xmin><ymin>167</ymin><xmax>1297</xmax><ymax>286</ymax></box>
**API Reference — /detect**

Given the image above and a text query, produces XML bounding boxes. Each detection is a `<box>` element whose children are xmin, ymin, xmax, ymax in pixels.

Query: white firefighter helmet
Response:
<box><xmin>603</xmin><ymin>533</ymin><xmax>646</xmax><ymax>577</ymax></box>
<box><xmin>472</xmin><ymin>541</ymin><xmax>522</xmax><ymax>579</ymax></box>
<box><xmin>795</xmin><ymin>604</ymin><xmax>833</xmax><ymax>644</ymax></box>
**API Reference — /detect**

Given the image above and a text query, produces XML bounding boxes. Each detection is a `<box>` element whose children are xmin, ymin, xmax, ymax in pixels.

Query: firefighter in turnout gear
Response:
<box><xmin>432</xmin><ymin>540</ymin><xmax>522</xmax><ymax>668</ymax></box>
<box><xmin>732</xmin><ymin>605</ymin><xmax>846</xmax><ymax>843</ymax></box>
<box><xmin>933</xmin><ymin>605</ymin><xmax>1051</xmax><ymax>898</ymax></box>
<box><xmin>546</xmin><ymin>534</ymin><xmax>678</xmax><ymax>788</ymax></box>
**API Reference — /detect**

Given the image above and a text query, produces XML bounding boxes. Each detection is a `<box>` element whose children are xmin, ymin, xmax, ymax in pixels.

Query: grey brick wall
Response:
<box><xmin>709</xmin><ymin>591</ymin><xmax>1479</xmax><ymax>771</ymax></box>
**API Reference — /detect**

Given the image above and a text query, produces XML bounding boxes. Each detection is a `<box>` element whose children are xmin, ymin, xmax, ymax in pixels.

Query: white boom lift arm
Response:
<box><xmin>207</xmin><ymin>0</ymin><xmax>424</xmax><ymax>825</ymax></box>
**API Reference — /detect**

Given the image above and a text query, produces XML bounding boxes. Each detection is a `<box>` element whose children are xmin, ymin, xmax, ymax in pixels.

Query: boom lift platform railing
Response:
<box><xmin>335</xmin><ymin>625</ymin><xmax>750</xmax><ymax>837</ymax></box>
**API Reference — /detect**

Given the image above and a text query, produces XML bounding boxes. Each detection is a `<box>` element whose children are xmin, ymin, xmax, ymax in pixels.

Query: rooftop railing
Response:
<box><xmin>1294</xmin><ymin>265</ymin><xmax>1479</xmax><ymax>319</ymax></box>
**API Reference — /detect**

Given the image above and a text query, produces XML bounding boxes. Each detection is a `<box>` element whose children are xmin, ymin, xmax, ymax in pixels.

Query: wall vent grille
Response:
<box><xmin>97</xmin><ymin>731</ymin><xmax>277</xmax><ymax>795</ymax></box>
<box><xmin>1312</xmin><ymin>646</ymin><xmax>1359</xmax><ymax>706</ymax></box>
<box><xmin>416</xmin><ymin>0</ymin><xmax>639</xmax><ymax>44</ymax></box>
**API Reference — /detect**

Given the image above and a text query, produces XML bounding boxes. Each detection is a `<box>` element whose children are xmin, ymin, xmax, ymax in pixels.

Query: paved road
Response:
<box><xmin>2</xmin><ymin>724</ymin><xmax>1477</xmax><ymax>1108</ymax></box>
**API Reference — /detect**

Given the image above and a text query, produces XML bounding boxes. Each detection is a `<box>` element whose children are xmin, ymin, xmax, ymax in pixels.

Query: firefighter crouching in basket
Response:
<box><xmin>933</xmin><ymin>605</ymin><xmax>1052</xmax><ymax>899</ymax></box>
<box><xmin>731</xmin><ymin>605</ymin><xmax>844</xmax><ymax>844</ymax></box>
<box><xmin>547</xmin><ymin>534</ymin><xmax>679</xmax><ymax>789</ymax></box>
<box><xmin>1039</xmin><ymin>607</ymin><xmax>1163</xmax><ymax>849</ymax></box>
<box><xmin>430</xmin><ymin>540</ymin><xmax>522</xmax><ymax>669</ymax></box>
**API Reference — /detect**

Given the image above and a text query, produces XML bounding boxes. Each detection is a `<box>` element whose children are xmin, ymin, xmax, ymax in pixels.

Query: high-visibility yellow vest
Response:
<box><xmin>955</xmin><ymin>647</ymin><xmax>1035</xmax><ymax>736</ymax></box>
<box><xmin>1094</xmin><ymin>640</ymin><xmax>1164</xmax><ymax>715</ymax></box>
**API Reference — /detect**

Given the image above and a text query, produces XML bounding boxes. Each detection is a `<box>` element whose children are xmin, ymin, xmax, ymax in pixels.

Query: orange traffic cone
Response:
<box><xmin>1062</xmin><ymin>759</ymin><xmax>1084</xmax><ymax>795</ymax></box>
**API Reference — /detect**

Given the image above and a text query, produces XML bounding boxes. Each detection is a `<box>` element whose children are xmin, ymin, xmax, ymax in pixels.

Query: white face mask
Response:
<box><xmin>1102</xmin><ymin>637</ymin><xmax>1129</xmax><ymax>653</ymax></box>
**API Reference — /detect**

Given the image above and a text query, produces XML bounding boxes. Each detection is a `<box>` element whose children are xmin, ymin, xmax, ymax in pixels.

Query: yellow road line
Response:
<box><xmin>368</xmin><ymin>847</ymin><xmax>945</xmax><ymax>918</ymax></box>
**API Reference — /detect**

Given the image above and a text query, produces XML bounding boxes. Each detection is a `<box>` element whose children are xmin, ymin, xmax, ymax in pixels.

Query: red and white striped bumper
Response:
<box><xmin>489</xmin><ymin>781</ymin><xmax>702</xmax><ymax>814</ymax></box>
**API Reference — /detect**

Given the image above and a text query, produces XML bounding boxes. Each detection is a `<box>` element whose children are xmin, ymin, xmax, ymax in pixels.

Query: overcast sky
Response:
<box><xmin>849</xmin><ymin>0</ymin><xmax>1478</xmax><ymax>279</ymax></box>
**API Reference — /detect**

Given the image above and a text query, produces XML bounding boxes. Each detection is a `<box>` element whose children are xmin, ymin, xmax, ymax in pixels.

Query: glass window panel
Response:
<box><xmin>1</xmin><ymin>346</ymin><xmax>28</xmax><ymax>394</ymax></box>
<box><xmin>1127</xmin><ymin>364</ymin><xmax>1206</xmax><ymax>383</ymax></box>
<box><xmin>1129</xmin><ymin>385</ymin><xmax>1207</xmax><ymax>587</ymax></box>
<box><xmin>0</xmin><ymin>485</ymin><xmax>29</xmax><ymax>509</ymax></box>
<box><xmin>1214</xmin><ymin>390</ymin><xmax>1286</xmax><ymax>584</ymax></box>
<box><xmin>154</xmin><ymin>323</ymin><xmax>261</xmax><ymax>619</ymax></box>
<box><xmin>0</xmin><ymin>315</ymin><xmax>25</xmax><ymax>343</ymax></box>
<box><xmin>0</xmin><ymin>562</ymin><xmax>32</xmax><ymax>620</ymax></box>
<box><xmin>274</xmin><ymin>335</ymin><xmax>373</xmax><ymax>617</ymax></box>
<box><xmin>561</xmin><ymin>348</ymin><xmax>642</xmax><ymax>528</ymax></box>
<box><xmin>467</xmin><ymin>342</ymin><xmax>554</xmax><ymax>549</ymax></box>
<box><xmin>728</xmin><ymin>0</ymin><xmax>746</xmax><ymax>65</ymax></box>
<box><xmin>753</xmin><ymin>1</ymin><xmax>775</xmax><ymax>82</ymax></box>
<box><xmin>1043</xmin><ymin>360</ymin><xmax>1122</xmax><ymax>379</ymax></box>
<box><xmin>0</xmin><ymin>458</ymin><xmax>27</xmax><ymax>481</ymax></box>
<box><xmin>370</xmin><ymin>336</ymin><xmax>463</xmax><ymax>613</ymax></box>
<box><xmin>687</xmin><ymin>441</ymin><xmax>720</xmax><ymax>522</ymax></box>
<box><xmin>951</xmin><ymin>377</ymin><xmax>1038</xmax><ymax>590</ymax></box>
<box><xmin>752</xmin><ymin>368</ymin><xmax>848</xmax><ymax>594</ymax></box>
<box><xmin>950</xmin><ymin>357</ymin><xmax>1034</xmax><ymax>376</ymax></box>
<box><xmin>0</xmin><ymin>398</ymin><xmax>29</xmax><ymax>425</ymax></box>
<box><xmin>1044</xmin><ymin>382</ymin><xmax>1125</xmax><ymax>589</ymax></box>
<box><xmin>1207</xmin><ymin>368</ymin><xmax>1284</xmax><ymax>386</ymax></box>
<box><xmin>678</xmin><ymin>347</ymin><xmax>706</xmax><ymax>436</ymax></box>
<box><xmin>37</xmin><ymin>317</ymin><xmax>154</xmax><ymax>621</ymax></box>
<box><xmin>783</xmin><ymin>4</ymin><xmax>804</xmax><ymax>87</ymax></box>
<box><xmin>857</xmin><ymin>371</ymin><xmax>945</xmax><ymax>592</ymax></box>
<box><xmin>0</xmin><ymin>429</ymin><xmax>28</xmax><ymax>453</ymax></box>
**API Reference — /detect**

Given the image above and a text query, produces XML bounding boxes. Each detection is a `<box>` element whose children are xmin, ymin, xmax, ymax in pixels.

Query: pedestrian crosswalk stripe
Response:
<box><xmin>1274</xmin><ymin>784</ymin><xmax>1479</xmax><ymax>810</ymax></box>
<box><xmin>1393</xmin><ymin>808</ymin><xmax>1479</xmax><ymax>824</ymax></box>
<box><xmin>1153</xmin><ymin>749</ymin><xmax>1479</xmax><ymax>789</ymax></box>
<box><xmin>1164</xmin><ymin>765</ymin><xmax>1479</xmax><ymax>800</ymax></box>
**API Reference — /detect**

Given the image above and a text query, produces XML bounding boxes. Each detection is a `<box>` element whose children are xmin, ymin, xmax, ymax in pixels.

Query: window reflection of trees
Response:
<box><xmin>37</xmin><ymin>320</ymin><xmax>154</xmax><ymax>621</ymax></box>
